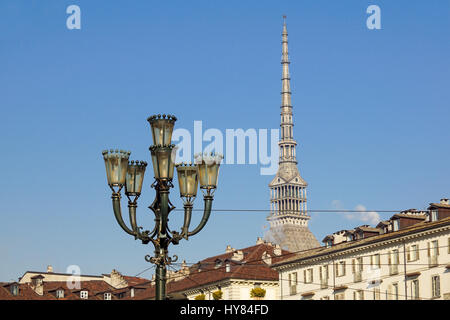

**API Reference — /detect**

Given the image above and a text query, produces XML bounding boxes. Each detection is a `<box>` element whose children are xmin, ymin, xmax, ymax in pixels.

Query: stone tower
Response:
<box><xmin>264</xmin><ymin>17</ymin><xmax>320</xmax><ymax>252</ymax></box>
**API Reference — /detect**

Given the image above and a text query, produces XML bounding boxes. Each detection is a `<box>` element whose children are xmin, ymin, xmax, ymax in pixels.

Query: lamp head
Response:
<box><xmin>147</xmin><ymin>114</ymin><xmax>177</xmax><ymax>146</ymax></box>
<box><xmin>125</xmin><ymin>160</ymin><xmax>147</xmax><ymax>197</ymax></box>
<box><xmin>102</xmin><ymin>149</ymin><xmax>131</xmax><ymax>191</ymax></box>
<box><xmin>176</xmin><ymin>162</ymin><xmax>199</xmax><ymax>200</ymax></box>
<box><xmin>149</xmin><ymin>144</ymin><xmax>177</xmax><ymax>181</ymax></box>
<box><xmin>194</xmin><ymin>152</ymin><xmax>223</xmax><ymax>191</ymax></box>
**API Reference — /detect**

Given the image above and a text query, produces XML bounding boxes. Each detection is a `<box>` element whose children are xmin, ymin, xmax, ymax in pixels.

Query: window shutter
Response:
<box><xmin>303</xmin><ymin>270</ymin><xmax>306</xmax><ymax>283</ymax></box>
<box><xmin>311</xmin><ymin>269</ymin><xmax>313</xmax><ymax>283</ymax></box>
<box><xmin>427</xmin><ymin>242</ymin><xmax>430</xmax><ymax>257</ymax></box>
<box><xmin>335</xmin><ymin>263</ymin><xmax>338</xmax><ymax>276</ymax></box>
<box><xmin>407</xmin><ymin>246</ymin><xmax>411</xmax><ymax>261</ymax></box>
<box><xmin>388</xmin><ymin>253</ymin><xmax>391</xmax><ymax>265</ymax></box>
<box><xmin>436</xmin><ymin>241</ymin><xmax>439</xmax><ymax>255</ymax></box>
<box><xmin>343</xmin><ymin>262</ymin><xmax>346</xmax><ymax>276</ymax></box>
<box><xmin>319</xmin><ymin>267</ymin><xmax>322</xmax><ymax>281</ymax></box>
<box><xmin>352</xmin><ymin>259</ymin><xmax>355</xmax><ymax>274</ymax></box>
<box><xmin>437</xmin><ymin>277</ymin><xmax>440</xmax><ymax>297</ymax></box>
<box><xmin>360</xmin><ymin>257</ymin><xmax>363</xmax><ymax>271</ymax></box>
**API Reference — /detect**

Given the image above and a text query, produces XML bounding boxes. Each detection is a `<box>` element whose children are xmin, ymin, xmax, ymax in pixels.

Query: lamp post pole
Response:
<box><xmin>102</xmin><ymin>114</ymin><xmax>222</xmax><ymax>300</ymax></box>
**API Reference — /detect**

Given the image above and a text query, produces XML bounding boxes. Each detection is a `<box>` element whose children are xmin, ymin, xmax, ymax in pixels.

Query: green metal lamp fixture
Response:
<box><xmin>102</xmin><ymin>114</ymin><xmax>222</xmax><ymax>300</ymax></box>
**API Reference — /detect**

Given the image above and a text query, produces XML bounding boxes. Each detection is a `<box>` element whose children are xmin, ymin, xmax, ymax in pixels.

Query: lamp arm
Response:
<box><xmin>112</xmin><ymin>192</ymin><xmax>135</xmax><ymax>236</ymax></box>
<box><xmin>180</xmin><ymin>203</ymin><xmax>193</xmax><ymax>240</ymax></box>
<box><xmin>187</xmin><ymin>195</ymin><xmax>213</xmax><ymax>237</ymax></box>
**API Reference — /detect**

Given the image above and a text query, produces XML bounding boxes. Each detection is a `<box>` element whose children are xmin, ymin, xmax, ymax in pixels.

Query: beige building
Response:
<box><xmin>19</xmin><ymin>267</ymin><xmax>141</xmax><ymax>290</ymax></box>
<box><xmin>272</xmin><ymin>199</ymin><xmax>450</xmax><ymax>300</ymax></box>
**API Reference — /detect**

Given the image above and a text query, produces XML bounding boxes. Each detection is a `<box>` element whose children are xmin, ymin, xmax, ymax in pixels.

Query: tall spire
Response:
<box><xmin>281</xmin><ymin>16</ymin><xmax>292</xmax><ymax>109</ymax></box>
<box><xmin>279</xmin><ymin>16</ymin><xmax>297</xmax><ymax>165</ymax></box>
<box><xmin>265</xmin><ymin>16</ymin><xmax>320</xmax><ymax>252</ymax></box>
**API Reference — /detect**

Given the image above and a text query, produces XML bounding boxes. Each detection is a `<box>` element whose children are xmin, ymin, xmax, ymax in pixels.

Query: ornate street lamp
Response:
<box><xmin>102</xmin><ymin>114</ymin><xmax>222</xmax><ymax>300</ymax></box>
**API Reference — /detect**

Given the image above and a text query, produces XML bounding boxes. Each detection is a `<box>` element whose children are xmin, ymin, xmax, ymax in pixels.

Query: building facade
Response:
<box><xmin>1</xmin><ymin>268</ymin><xmax>148</xmax><ymax>300</ymax></box>
<box><xmin>265</xmin><ymin>17</ymin><xmax>319</xmax><ymax>252</ymax></box>
<box><xmin>272</xmin><ymin>199</ymin><xmax>450</xmax><ymax>300</ymax></box>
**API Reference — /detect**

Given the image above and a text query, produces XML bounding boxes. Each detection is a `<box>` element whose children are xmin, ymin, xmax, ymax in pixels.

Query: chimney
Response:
<box><xmin>225</xmin><ymin>245</ymin><xmax>233</xmax><ymax>253</ymax></box>
<box><xmin>440</xmin><ymin>198</ymin><xmax>449</xmax><ymax>205</ymax></box>
<box><xmin>256</xmin><ymin>237</ymin><xmax>264</xmax><ymax>245</ymax></box>
<box><xmin>47</xmin><ymin>265</ymin><xmax>53</xmax><ymax>273</ymax></box>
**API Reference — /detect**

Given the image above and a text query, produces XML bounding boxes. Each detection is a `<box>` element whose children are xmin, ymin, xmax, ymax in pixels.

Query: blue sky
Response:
<box><xmin>0</xmin><ymin>0</ymin><xmax>449</xmax><ymax>281</ymax></box>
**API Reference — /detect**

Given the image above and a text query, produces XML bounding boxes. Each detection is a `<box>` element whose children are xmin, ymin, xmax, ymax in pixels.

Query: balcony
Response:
<box><xmin>389</xmin><ymin>264</ymin><xmax>399</xmax><ymax>275</ymax></box>
<box><xmin>353</xmin><ymin>271</ymin><xmax>362</xmax><ymax>283</ymax></box>
<box><xmin>429</xmin><ymin>255</ymin><xmax>438</xmax><ymax>267</ymax></box>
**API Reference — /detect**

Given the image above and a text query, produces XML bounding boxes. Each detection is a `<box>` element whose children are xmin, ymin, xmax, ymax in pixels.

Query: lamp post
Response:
<box><xmin>101</xmin><ymin>114</ymin><xmax>222</xmax><ymax>300</ymax></box>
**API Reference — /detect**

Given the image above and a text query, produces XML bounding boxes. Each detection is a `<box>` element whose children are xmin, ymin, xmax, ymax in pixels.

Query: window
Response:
<box><xmin>373</xmin><ymin>288</ymin><xmax>380</xmax><ymax>300</ymax></box>
<box><xmin>393</xmin><ymin>220</ymin><xmax>400</xmax><ymax>231</ymax></box>
<box><xmin>304</xmin><ymin>268</ymin><xmax>313</xmax><ymax>284</ymax></box>
<box><xmin>431</xmin><ymin>210</ymin><xmax>439</xmax><ymax>222</ymax></box>
<box><xmin>335</xmin><ymin>293</ymin><xmax>345</xmax><ymax>300</ymax></box>
<box><xmin>214</xmin><ymin>259</ymin><xmax>222</xmax><ymax>268</ymax></box>
<box><xmin>352</xmin><ymin>257</ymin><xmax>363</xmax><ymax>273</ymax></box>
<box><xmin>431</xmin><ymin>275</ymin><xmax>440</xmax><ymax>298</ymax></box>
<box><xmin>407</xmin><ymin>244</ymin><xmax>419</xmax><ymax>262</ymax></box>
<box><xmin>104</xmin><ymin>292</ymin><xmax>111</xmax><ymax>300</ymax></box>
<box><xmin>10</xmin><ymin>285</ymin><xmax>18</xmax><ymax>296</ymax></box>
<box><xmin>319</xmin><ymin>265</ymin><xmax>329</xmax><ymax>288</ymax></box>
<box><xmin>389</xmin><ymin>249</ymin><xmax>400</xmax><ymax>275</ymax></box>
<box><xmin>56</xmin><ymin>289</ymin><xmax>64</xmax><ymax>299</ymax></box>
<box><xmin>370</xmin><ymin>254</ymin><xmax>381</xmax><ymax>269</ymax></box>
<box><xmin>130</xmin><ymin>288</ymin><xmax>135</xmax><ymax>298</ymax></box>
<box><xmin>411</xmin><ymin>280</ymin><xmax>419</xmax><ymax>300</ymax></box>
<box><xmin>80</xmin><ymin>290</ymin><xmax>88</xmax><ymax>299</ymax></box>
<box><xmin>353</xmin><ymin>290</ymin><xmax>364</xmax><ymax>300</ymax></box>
<box><xmin>225</xmin><ymin>262</ymin><xmax>231</xmax><ymax>273</ymax></box>
<box><xmin>390</xmin><ymin>283</ymin><xmax>399</xmax><ymax>300</ymax></box>
<box><xmin>428</xmin><ymin>240</ymin><xmax>439</xmax><ymax>267</ymax></box>
<box><xmin>288</xmin><ymin>272</ymin><xmax>297</xmax><ymax>295</ymax></box>
<box><xmin>335</xmin><ymin>261</ymin><xmax>346</xmax><ymax>277</ymax></box>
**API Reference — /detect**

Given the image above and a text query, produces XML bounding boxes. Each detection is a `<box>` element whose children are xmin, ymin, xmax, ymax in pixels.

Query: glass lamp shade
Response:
<box><xmin>176</xmin><ymin>163</ymin><xmax>199</xmax><ymax>197</ymax></box>
<box><xmin>195</xmin><ymin>153</ymin><xmax>223</xmax><ymax>189</ymax></box>
<box><xmin>149</xmin><ymin>144</ymin><xmax>177</xmax><ymax>180</ymax></box>
<box><xmin>102</xmin><ymin>149</ymin><xmax>131</xmax><ymax>187</ymax></box>
<box><xmin>125</xmin><ymin>161</ymin><xmax>147</xmax><ymax>196</ymax></box>
<box><xmin>147</xmin><ymin>114</ymin><xmax>177</xmax><ymax>146</ymax></box>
